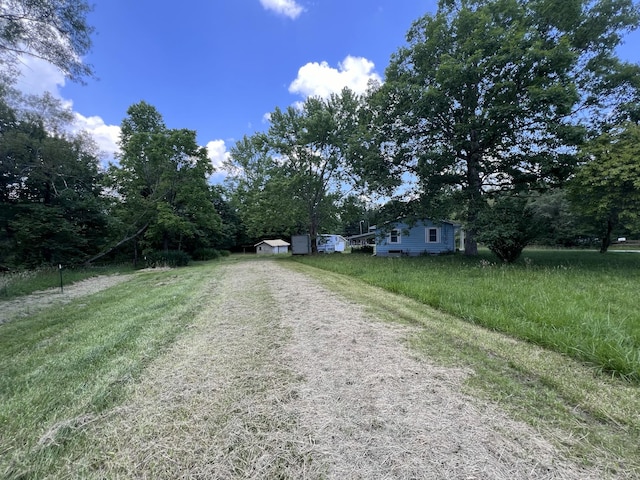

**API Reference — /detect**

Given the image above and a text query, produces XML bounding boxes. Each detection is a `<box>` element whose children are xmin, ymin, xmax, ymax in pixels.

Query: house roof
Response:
<box><xmin>254</xmin><ymin>239</ymin><xmax>290</xmax><ymax>247</ymax></box>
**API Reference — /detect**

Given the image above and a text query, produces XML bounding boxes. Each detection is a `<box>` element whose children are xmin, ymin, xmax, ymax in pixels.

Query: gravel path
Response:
<box><xmin>79</xmin><ymin>260</ymin><xmax>604</xmax><ymax>479</ymax></box>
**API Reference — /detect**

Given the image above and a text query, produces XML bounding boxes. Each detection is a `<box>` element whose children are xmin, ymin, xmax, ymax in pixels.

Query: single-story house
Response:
<box><xmin>255</xmin><ymin>239</ymin><xmax>290</xmax><ymax>255</ymax></box>
<box><xmin>374</xmin><ymin>220</ymin><xmax>457</xmax><ymax>257</ymax></box>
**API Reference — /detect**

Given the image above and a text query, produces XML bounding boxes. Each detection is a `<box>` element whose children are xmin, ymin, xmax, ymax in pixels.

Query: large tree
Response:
<box><xmin>110</xmin><ymin>101</ymin><xmax>222</xmax><ymax>258</ymax></box>
<box><xmin>0</xmin><ymin>0</ymin><xmax>94</xmax><ymax>81</ymax></box>
<box><xmin>226</xmin><ymin>89</ymin><xmax>363</xmax><ymax>252</ymax></box>
<box><xmin>0</xmin><ymin>94</ymin><xmax>109</xmax><ymax>266</ymax></box>
<box><xmin>369</xmin><ymin>0</ymin><xmax>640</xmax><ymax>255</ymax></box>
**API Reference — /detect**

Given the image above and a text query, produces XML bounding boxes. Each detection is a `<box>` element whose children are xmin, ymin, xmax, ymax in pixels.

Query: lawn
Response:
<box><xmin>0</xmin><ymin>263</ymin><xmax>220</xmax><ymax>477</ymax></box>
<box><xmin>290</xmin><ymin>249</ymin><xmax>640</xmax><ymax>381</ymax></box>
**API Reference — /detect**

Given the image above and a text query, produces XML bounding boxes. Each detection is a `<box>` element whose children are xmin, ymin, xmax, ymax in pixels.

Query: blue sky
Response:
<box><xmin>14</xmin><ymin>0</ymin><xmax>640</xmax><ymax>182</ymax></box>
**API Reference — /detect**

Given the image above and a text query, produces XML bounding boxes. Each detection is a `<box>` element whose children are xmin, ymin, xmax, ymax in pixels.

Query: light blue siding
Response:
<box><xmin>375</xmin><ymin>220</ymin><xmax>456</xmax><ymax>256</ymax></box>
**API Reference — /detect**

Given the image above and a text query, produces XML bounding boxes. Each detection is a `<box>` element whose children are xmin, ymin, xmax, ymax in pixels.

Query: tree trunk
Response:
<box><xmin>599</xmin><ymin>218</ymin><xmax>613</xmax><ymax>253</ymax></box>
<box><xmin>464</xmin><ymin>146</ymin><xmax>482</xmax><ymax>257</ymax></box>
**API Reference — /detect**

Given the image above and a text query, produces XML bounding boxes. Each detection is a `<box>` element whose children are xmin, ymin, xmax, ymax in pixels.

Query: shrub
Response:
<box><xmin>352</xmin><ymin>245</ymin><xmax>374</xmax><ymax>255</ymax></box>
<box><xmin>144</xmin><ymin>250</ymin><xmax>191</xmax><ymax>268</ymax></box>
<box><xmin>192</xmin><ymin>248</ymin><xmax>221</xmax><ymax>261</ymax></box>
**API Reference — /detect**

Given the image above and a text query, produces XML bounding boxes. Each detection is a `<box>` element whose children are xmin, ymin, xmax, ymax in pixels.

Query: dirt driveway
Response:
<box><xmin>71</xmin><ymin>260</ymin><xmax>603</xmax><ymax>479</ymax></box>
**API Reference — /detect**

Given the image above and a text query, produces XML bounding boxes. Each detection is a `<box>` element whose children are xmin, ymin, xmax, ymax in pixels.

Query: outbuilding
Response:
<box><xmin>254</xmin><ymin>239</ymin><xmax>290</xmax><ymax>255</ymax></box>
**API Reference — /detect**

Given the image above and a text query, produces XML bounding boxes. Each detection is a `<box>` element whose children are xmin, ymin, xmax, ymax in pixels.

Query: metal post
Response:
<box><xmin>59</xmin><ymin>264</ymin><xmax>63</xmax><ymax>293</ymax></box>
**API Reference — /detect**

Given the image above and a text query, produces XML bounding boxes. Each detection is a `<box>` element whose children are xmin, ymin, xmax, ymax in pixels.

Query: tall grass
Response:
<box><xmin>290</xmin><ymin>250</ymin><xmax>640</xmax><ymax>381</ymax></box>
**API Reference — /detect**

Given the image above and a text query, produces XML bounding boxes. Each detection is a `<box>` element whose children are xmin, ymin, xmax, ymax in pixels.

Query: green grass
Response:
<box><xmin>0</xmin><ymin>262</ymin><xmax>222</xmax><ymax>478</ymax></box>
<box><xmin>289</xmin><ymin>249</ymin><xmax>640</xmax><ymax>381</ymax></box>
<box><xmin>0</xmin><ymin>264</ymin><xmax>135</xmax><ymax>300</ymax></box>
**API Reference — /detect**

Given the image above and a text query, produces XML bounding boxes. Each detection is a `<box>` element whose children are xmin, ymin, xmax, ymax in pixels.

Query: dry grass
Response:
<box><xmin>63</xmin><ymin>259</ymin><xmax>612</xmax><ymax>479</ymax></box>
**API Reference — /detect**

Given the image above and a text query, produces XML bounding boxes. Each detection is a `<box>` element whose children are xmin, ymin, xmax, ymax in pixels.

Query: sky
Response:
<box><xmin>14</xmin><ymin>0</ymin><xmax>640</xmax><ymax>183</ymax></box>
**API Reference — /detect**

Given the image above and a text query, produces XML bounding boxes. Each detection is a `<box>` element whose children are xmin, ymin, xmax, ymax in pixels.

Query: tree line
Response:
<box><xmin>1</xmin><ymin>0</ymin><xmax>640</xmax><ymax>268</ymax></box>
<box><xmin>226</xmin><ymin>0</ymin><xmax>640</xmax><ymax>260</ymax></box>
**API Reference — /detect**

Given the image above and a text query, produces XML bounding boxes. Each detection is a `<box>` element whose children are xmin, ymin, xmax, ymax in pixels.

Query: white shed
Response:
<box><xmin>255</xmin><ymin>239</ymin><xmax>290</xmax><ymax>255</ymax></box>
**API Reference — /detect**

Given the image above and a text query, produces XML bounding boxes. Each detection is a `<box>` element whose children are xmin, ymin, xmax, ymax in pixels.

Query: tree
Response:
<box><xmin>568</xmin><ymin>122</ymin><xmax>640</xmax><ymax>252</ymax></box>
<box><xmin>475</xmin><ymin>192</ymin><xmax>540</xmax><ymax>262</ymax></box>
<box><xmin>226</xmin><ymin>90</ymin><xmax>363</xmax><ymax>252</ymax></box>
<box><xmin>0</xmin><ymin>95</ymin><xmax>109</xmax><ymax>266</ymax></box>
<box><xmin>0</xmin><ymin>0</ymin><xmax>94</xmax><ymax>81</ymax></box>
<box><xmin>367</xmin><ymin>0</ymin><xmax>640</xmax><ymax>255</ymax></box>
<box><xmin>110</xmin><ymin>101</ymin><xmax>222</xmax><ymax>258</ymax></box>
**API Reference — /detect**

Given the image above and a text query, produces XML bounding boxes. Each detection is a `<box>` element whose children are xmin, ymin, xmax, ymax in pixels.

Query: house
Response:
<box><xmin>374</xmin><ymin>220</ymin><xmax>457</xmax><ymax>257</ymax></box>
<box><xmin>317</xmin><ymin>234</ymin><xmax>348</xmax><ymax>253</ymax></box>
<box><xmin>254</xmin><ymin>239</ymin><xmax>290</xmax><ymax>255</ymax></box>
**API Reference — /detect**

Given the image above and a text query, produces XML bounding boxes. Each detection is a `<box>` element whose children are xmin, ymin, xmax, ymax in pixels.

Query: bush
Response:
<box><xmin>144</xmin><ymin>250</ymin><xmax>191</xmax><ymax>268</ymax></box>
<box><xmin>192</xmin><ymin>248</ymin><xmax>221</xmax><ymax>261</ymax></box>
<box><xmin>352</xmin><ymin>245</ymin><xmax>374</xmax><ymax>255</ymax></box>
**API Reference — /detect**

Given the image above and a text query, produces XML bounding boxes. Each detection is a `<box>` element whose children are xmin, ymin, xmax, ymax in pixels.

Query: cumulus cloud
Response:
<box><xmin>259</xmin><ymin>0</ymin><xmax>304</xmax><ymax>19</ymax></box>
<box><xmin>16</xmin><ymin>56</ymin><xmax>121</xmax><ymax>161</ymax></box>
<box><xmin>206</xmin><ymin>139</ymin><xmax>231</xmax><ymax>171</ymax></box>
<box><xmin>16</xmin><ymin>56</ymin><xmax>67</xmax><ymax>97</ymax></box>
<box><xmin>73</xmin><ymin>113</ymin><xmax>121</xmax><ymax>159</ymax></box>
<box><xmin>289</xmin><ymin>55</ymin><xmax>382</xmax><ymax>100</ymax></box>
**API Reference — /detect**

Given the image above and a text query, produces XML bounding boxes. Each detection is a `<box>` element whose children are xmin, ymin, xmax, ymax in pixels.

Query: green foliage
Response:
<box><xmin>291</xmin><ymin>251</ymin><xmax>640</xmax><ymax>381</ymax></box>
<box><xmin>192</xmin><ymin>248</ymin><xmax>222</xmax><ymax>260</ymax></box>
<box><xmin>111</xmin><ymin>102</ymin><xmax>223</xmax><ymax>258</ymax></box>
<box><xmin>0</xmin><ymin>94</ymin><xmax>110</xmax><ymax>267</ymax></box>
<box><xmin>351</xmin><ymin>245</ymin><xmax>374</xmax><ymax>255</ymax></box>
<box><xmin>144</xmin><ymin>250</ymin><xmax>191</xmax><ymax>268</ymax></box>
<box><xmin>475</xmin><ymin>194</ymin><xmax>540</xmax><ymax>263</ymax></box>
<box><xmin>226</xmin><ymin>90</ymin><xmax>368</xmax><ymax>251</ymax></box>
<box><xmin>569</xmin><ymin>122</ymin><xmax>640</xmax><ymax>252</ymax></box>
<box><xmin>363</xmin><ymin>0</ymin><xmax>640</xmax><ymax>254</ymax></box>
<box><xmin>0</xmin><ymin>0</ymin><xmax>95</xmax><ymax>82</ymax></box>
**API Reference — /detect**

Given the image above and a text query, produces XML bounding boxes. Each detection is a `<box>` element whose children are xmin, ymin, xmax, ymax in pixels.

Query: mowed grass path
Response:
<box><xmin>0</xmin><ymin>264</ymin><xmax>217</xmax><ymax>478</ymax></box>
<box><xmin>291</xmin><ymin>250</ymin><xmax>640</xmax><ymax>381</ymax></box>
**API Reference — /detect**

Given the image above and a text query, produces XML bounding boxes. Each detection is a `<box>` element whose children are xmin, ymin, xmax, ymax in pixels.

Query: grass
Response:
<box><xmin>282</xmin><ymin>259</ymin><xmax>640</xmax><ymax>475</ymax></box>
<box><xmin>0</xmin><ymin>264</ymin><xmax>135</xmax><ymax>300</ymax></box>
<box><xmin>289</xmin><ymin>249</ymin><xmax>640</xmax><ymax>381</ymax></box>
<box><xmin>0</xmin><ymin>262</ymin><xmax>220</xmax><ymax>478</ymax></box>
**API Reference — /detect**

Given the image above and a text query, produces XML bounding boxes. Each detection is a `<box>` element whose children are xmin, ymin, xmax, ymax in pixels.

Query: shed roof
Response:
<box><xmin>254</xmin><ymin>239</ymin><xmax>290</xmax><ymax>247</ymax></box>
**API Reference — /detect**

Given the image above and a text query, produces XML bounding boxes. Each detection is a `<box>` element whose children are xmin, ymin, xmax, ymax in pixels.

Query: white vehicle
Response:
<box><xmin>317</xmin><ymin>234</ymin><xmax>348</xmax><ymax>253</ymax></box>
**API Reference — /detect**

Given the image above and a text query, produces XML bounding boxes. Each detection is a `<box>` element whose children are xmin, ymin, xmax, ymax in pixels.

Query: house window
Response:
<box><xmin>389</xmin><ymin>229</ymin><xmax>401</xmax><ymax>244</ymax></box>
<box><xmin>426</xmin><ymin>227</ymin><xmax>440</xmax><ymax>243</ymax></box>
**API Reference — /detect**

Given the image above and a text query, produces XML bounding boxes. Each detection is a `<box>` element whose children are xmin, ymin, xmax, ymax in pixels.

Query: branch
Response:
<box><xmin>83</xmin><ymin>223</ymin><xmax>149</xmax><ymax>265</ymax></box>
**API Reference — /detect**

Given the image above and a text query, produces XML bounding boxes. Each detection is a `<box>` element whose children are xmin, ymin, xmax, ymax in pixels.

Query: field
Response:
<box><xmin>291</xmin><ymin>249</ymin><xmax>640</xmax><ymax>381</ymax></box>
<box><xmin>1</xmin><ymin>255</ymin><xmax>639</xmax><ymax>478</ymax></box>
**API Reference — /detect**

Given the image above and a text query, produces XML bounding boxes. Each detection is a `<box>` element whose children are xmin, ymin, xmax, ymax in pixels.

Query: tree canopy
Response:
<box><xmin>226</xmin><ymin>90</ymin><xmax>365</xmax><ymax>251</ymax></box>
<box><xmin>110</xmin><ymin>101</ymin><xmax>223</xmax><ymax>258</ymax></box>
<box><xmin>0</xmin><ymin>0</ymin><xmax>94</xmax><ymax>81</ymax></box>
<box><xmin>365</xmin><ymin>0</ymin><xmax>640</xmax><ymax>256</ymax></box>
<box><xmin>569</xmin><ymin>122</ymin><xmax>640</xmax><ymax>252</ymax></box>
<box><xmin>0</xmin><ymin>93</ymin><xmax>109</xmax><ymax>267</ymax></box>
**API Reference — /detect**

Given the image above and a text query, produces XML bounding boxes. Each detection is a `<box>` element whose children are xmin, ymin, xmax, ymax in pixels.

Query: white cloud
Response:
<box><xmin>259</xmin><ymin>0</ymin><xmax>304</xmax><ymax>19</ymax></box>
<box><xmin>289</xmin><ymin>56</ymin><xmax>382</xmax><ymax>100</ymax></box>
<box><xmin>14</xmin><ymin>55</ymin><xmax>121</xmax><ymax>162</ymax></box>
<box><xmin>206</xmin><ymin>139</ymin><xmax>231</xmax><ymax>171</ymax></box>
<box><xmin>73</xmin><ymin>113</ymin><xmax>121</xmax><ymax>159</ymax></box>
<box><xmin>16</xmin><ymin>56</ymin><xmax>67</xmax><ymax>97</ymax></box>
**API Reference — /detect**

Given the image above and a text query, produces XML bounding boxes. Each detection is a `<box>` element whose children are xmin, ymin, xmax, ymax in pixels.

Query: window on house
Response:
<box><xmin>426</xmin><ymin>227</ymin><xmax>440</xmax><ymax>243</ymax></box>
<box><xmin>389</xmin><ymin>229</ymin><xmax>401</xmax><ymax>244</ymax></box>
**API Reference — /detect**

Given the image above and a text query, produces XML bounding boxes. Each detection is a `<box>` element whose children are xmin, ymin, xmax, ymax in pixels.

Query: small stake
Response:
<box><xmin>59</xmin><ymin>264</ymin><xmax>63</xmax><ymax>294</ymax></box>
